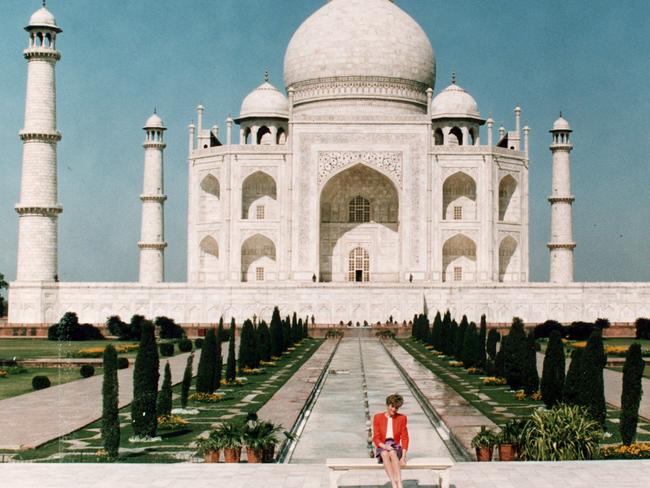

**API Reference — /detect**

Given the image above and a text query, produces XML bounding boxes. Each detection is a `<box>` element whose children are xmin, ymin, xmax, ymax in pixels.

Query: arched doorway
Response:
<box><xmin>348</xmin><ymin>247</ymin><xmax>370</xmax><ymax>282</ymax></box>
<box><xmin>442</xmin><ymin>234</ymin><xmax>477</xmax><ymax>282</ymax></box>
<box><xmin>241</xmin><ymin>233</ymin><xmax>276</xmax><ymax>282</ymax></box>
<box><xmin>241</xmin><ymin>171</ymin><xmax>277</xmax><ymax>220</ymax></box>
<box><xmin>319</xmin><ymin>164</ymin><xmax>399</xmax><ymax>282</ymax></box>
<box><xmin>499</xmin><ymin>236</ymin><xmax>518</xmax><ymax>282</ymax></box>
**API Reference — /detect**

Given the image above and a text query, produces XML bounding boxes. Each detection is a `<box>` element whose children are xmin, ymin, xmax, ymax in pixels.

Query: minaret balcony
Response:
<box><xmin>23</xmin><ymin>48</ymin><xmax>61</xmax><ymax>61</ymax></box>
<box><xmin>19</xmin><ymin>130</ymin><xmax>62</xmax><ymax>142</ymax></box>
<box><xmin>547</xmin><ymin>195</ymin><xmax>575</xmax><ymax>204</ymax></box>
<box><xmin>15</xmin><ymin>204</ymin><xmax>63</xmax><ymax>216</ymax></box>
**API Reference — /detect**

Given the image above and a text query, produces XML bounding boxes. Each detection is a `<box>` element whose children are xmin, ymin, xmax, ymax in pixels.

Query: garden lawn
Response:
<box><xmin>5</xmin><ymin>338</ymin><xmax>323</xmax><ymax>463</ymax></box>
<box><xmin>0</xmin><ymin>366</ymin><xmax>103</xmax><ymax>401</ymax></box>
<box><xmin>398</xmin><ymin>338</ymin><xmax>650</xmax><ymax>446</ymax></box>
<box><xmin>0</xmin><ymin>339</ymin><xmax>140</xmax><ymax>360</ymax></box>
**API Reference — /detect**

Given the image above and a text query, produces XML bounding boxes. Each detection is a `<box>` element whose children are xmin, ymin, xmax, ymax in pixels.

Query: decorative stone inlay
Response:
<box><xmin>140</xmin><ymin>194</ymin><xmax>167</xmax><ymax>203</ymax></box>
<box><xmin>24</xmin><ymin>48</ymin><xmax>61</xmax><ymax>61</ymax></box>
<box><xmin>547</xmin><ymin>243</ymin><xmax>576</xmax><ymax>250</ymax></box>
<box><xmin>15</xmin><ymin>205</ymin><xmax>62</xmax><ymax>216</ymax></box>
<box><xmin>19</xmin><ymin>131</ymin><xmax>62</xmax><ymax>142</ymax></box>
<box><xmin>292</xmin><ymin>76</ymin><xmax>428</xmax><ymax>107</ymax></box>
<box><xmin>138</xmin><ymin>242</ymin><xmax>167</xmax><ymax>250</ymax></box>
<box><xmin>547</xmin><ymin>196</ymin><xmax>575</xmax><ymax>203</ymax></box>
<box><xmin>318</xmin><ymin>151</ymin><xmax>402</xmax><ymax>186</ymax></box>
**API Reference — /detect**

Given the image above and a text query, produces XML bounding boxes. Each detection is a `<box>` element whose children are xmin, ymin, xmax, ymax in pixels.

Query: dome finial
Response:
<box><xmin>154</xmin><ymin>107</ymin><xmax>157</xmax><ymax>115</ymax></box>
<box><xmin>451</xmin><ymin>71</ymin><xmax>457</xmax><ymax>84</ymax></box>
<box><xmin>264</xmin><ymin>70</ymin><xmax>269</xmax><ymax>83</ymax></box>
<box><xmin>559</xmin><ymin>110</ymin><xmax>563</xmax><ymax>118</ymax></box>
<box><xmin>42</xmin><ymin>0</ymin><xmax>46</xmax><ymax>6</ymax></box>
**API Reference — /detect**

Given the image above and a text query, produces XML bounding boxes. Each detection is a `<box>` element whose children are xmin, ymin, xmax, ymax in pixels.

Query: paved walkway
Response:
<box><xmin>536</xmin><ymin>352</ymin><xmax>650</xmax><ymax>419</ymax></box>
<box><xmin>3</xmin><ymin>460</ymin><xmax>650</xmax><ymax>487</ymax></box>
<box><xmin>290</xmin><ymin>338</ymin><xmax>451</xmax><ymax>463</ymax></box>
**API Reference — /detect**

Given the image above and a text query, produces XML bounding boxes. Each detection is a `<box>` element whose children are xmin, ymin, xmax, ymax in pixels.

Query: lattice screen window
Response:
<box><xmin>453</xmin><ymin>266</ymin><xmax>462</xmax><ymax>281</ymax></box>
<box><xmin>256</xmin><ymin>267</ymin><xmax>264</xmax><ymax>281</ymax></box>
<box><xmin>256</xmin><ymin>205</ymin><xmax>265</xmax><ymax>220</ymax></box>
<box><xmin>348</xmin><ymin>247</ymin><xmax>370</xmax><ymax>282</ymax></box>
<box><xmin>348</xmin><ymin>196</ymin><xmax>370</xmax><ymax>223</ymax></box>
<box><xmin>453</xmin><ymin>206</ymin><xmax>462</xmax><ymax>220</ymax></box>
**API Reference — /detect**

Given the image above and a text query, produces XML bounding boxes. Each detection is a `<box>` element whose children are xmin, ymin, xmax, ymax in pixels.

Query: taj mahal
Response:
<box><xmin>8</xmin><ymin>0</ymin><xmax>650</xmax><ymax>327</ymax></box>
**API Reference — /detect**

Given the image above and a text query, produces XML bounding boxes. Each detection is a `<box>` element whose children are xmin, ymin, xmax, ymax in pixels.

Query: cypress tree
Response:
<box><xmin>131</xmin><ymin>323</ymin><xmax>159</xmax><ymax>438</ymax></box>
<box><xmin>217</xmin><ymin>317</ymin><xmax>225</xmax><ymax>345</ymax></box>
<box><xmin>270</xmin><ymin>307</ymin><xmax>283</xmax><ymax>357</ymax></box>
<box><xmin>504</xmin><ymin>317</ymin><xmax>527</xmax><ymax>390</ymax></box>
<box><xmin>101</xmin><ymin>344</ymin><xmax>120</xmax><ymax>460</ymax></box>
<box><xmin>196</xmin><ymin>328</ymin><xmax>217</xmax><ymax>393</ymax></box>
<box><xmin>303</xmin><ymin>317</ymin><xmax>309</xmax><ymax>339</ymax></box>
<box><xmin>432</xmin><ymin>311</ymin><xmax>442</xmax><ymax>351</ymax></box>
<box><xmin>487</xmin><ymin>328</ymin><xmax>500</xmax><ymax>361</ymax></box>
<box><xmin>620</xmin><ymin>343</ymin><xmax>645</xmax><ymax>445</ymax></box>
<box><xmin>256</xmin><ymin>321</ymin><xmax>272</xmax><ymax>362</ymax></box>
<box><xmin>478</xmin><ymin>315</ymin><xmax>487</xmax><ymax>369</ymax></box>
<box><xmin>225</xmin><ymin>320</ymin><xmax>237</xmax><ymax>382</ymax></box>
<box><xmin>214</xmin><ymin>326</ymin><xmax>223</xmax><ymax>390</ymax></box>
<box><xmin>455</xmin><ymin>315</ymin><xmax>468</xmax><ymax>359</ymax></box>
<box><xmin>495</xmin><ymin>334</ymin><xmax>507</xmax><ymax>378</ymax></box>
<box><xmin>180</xmin><ymin>352</ymin><xmax>194</xmax><ymax>409</ymax></box>
<box><xmin>422</xmin><ymin>314</ymin><xmax>431</xmax><ymax>345</ymax></box>
<box><xmin>157</xmin><ymin>362</ymin><xmax>172</xmax><ymax>417</ymax></box>
<box><xmin>462</xmin><ymin>322</ymin><xmax>478</xmax><ymax>368</ymax></box>
<box><xmin>295</xmin><ymin>318</ymin><xmax>303</xmax><ymax>343</ymax></box>
<box><xmin>239</xmin><ymin>319</ymin><xmax>258</xmax><ymax>370</ymax></box>
<box><xmin>522</xmin><ymin>332</ymin><xmax>540</xmax><ymax>395</ymax></box>
<box><xmin>580</xmin><ymin>329</ymin><xmax>607</xmax><ymax>426</ymax></box>
<box><xmin>540</xmin><ymin>330</ymin><xmax>565</xmax><ymax>408</ymax></box>
<box><xmin>282</xmin><ymin>317</ymin><xmax>291</xmax><ymax>351</ymax></box>
<box><xmin>291</xmin><ymin>312</ymin><xmax>298</xmax><ymax>344</ymax></box>
<box><xmin>441</xmin><ymin>312</ymin><xmax>451</xmax><ymax>355</ymax></box>
<box><xmin>563</xmin><ymin>347</ymin><xmax>585</xmax><ymax>405</ymax></box>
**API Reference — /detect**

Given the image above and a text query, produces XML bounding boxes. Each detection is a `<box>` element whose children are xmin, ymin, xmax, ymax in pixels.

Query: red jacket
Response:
<box><xmin>372</xmin><ymin>412</ymin><xmax>409</xmax><ymax>450</ymax></box>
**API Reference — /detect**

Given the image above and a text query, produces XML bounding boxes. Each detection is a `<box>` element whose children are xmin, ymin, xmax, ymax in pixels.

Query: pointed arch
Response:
<box><xmin>257</xmin><ymin>126</ymin><xmax>272</xmax><ymax>145</ymax></box>
<box><xmin>199</xmin><ymin>174</ymin><xmax>220</xmax><ymax>222</ymax></box>
<box><xmin>241</xmin><ymin>233</ymin><xmax>277</xmax><ymax>282</ymax></box>
<box><xmin>199</xmin><ymin>236</ymin><xmax>219</xmax><ymax>282</ymax></box>
<box><xmin>442</xmin><ymin>171</ymin><xmax>477</xmax><ymax>220</ymax></box>
<box><xmin>448</xmin><ymin>126</ymin><xmax>463</xmax><ymax>146</ymax></box>
<box><xmin>499</xmin><ymin>235</ymin><xmax>518</xmax><ymax>282</ymax></box>
<box><xmin>499</xmin><ymin>174</ymin><xmax>519</xmax><ymax>222</ymax></box>
<box><xmin>434</xmin><ymin>128</ymin><xmax>444</xmax><ymax>146</ymax></box>
<box><xmin>442</xmin><ymin>234</ymin><xmax>477</xmax><ymax>283</ymax></box>
<box><xmin>276</xmin><ymin>127</ymin><xmax>286</xmax><ymax>145</ymax></box>
<box><xmin>242</xmin><ymin>171</ymin><xmax>277</xmax><ymax>220</ymax></box>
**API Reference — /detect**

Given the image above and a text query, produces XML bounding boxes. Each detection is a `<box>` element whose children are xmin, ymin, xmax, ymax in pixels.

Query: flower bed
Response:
<box><xmin>240</xmin><ymin>367</ymin><xmax>265</xmax><ymax>375</ymax></box>
<box><xmin>514</xmin><ymin>390</ymin><xmax>542</xmax><ymax>401</ymax></box>
<box><xmin>72</xmin><ymin>344</ymin><xmax>139</xmax><ymax>358</ymax></box>
<box><xmin>157</xmin><ymin>414</ymin><xmax>189</xmax><ymax>430</ymax></box>
<box><xmin>259</xmin><ymin>360</ymin><xmax>277</xmax><ymax>367</ymax></box>
<box><xmin>600</xmin><ymin>442</ymin><xmax>650</xmax><ymax>459</ymax></box>
<box><xmin>448</xmin><ymin>360</ymin><xmax>463</xmax><ymax>367</ymax></box>
<box><xmin>482</xmin><ymin>376</ymin><xmax>507</xmax><ymax>385</ymax></box>
<box><xmin>223</xmin><ymin>377</ymin><xmax>248</xmax><ymax>387</ymax></box>
<box><xmin>189</xmin><ymin>392</ymin><xmax>225</xmax><ymax>403</ymax></box>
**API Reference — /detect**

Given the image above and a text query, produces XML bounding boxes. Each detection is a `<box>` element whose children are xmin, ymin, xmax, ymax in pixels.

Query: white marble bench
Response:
<box><xmin>326</xmin><ymin>457</ymin><xmax>453</xmax><ymax>488</ymax></box>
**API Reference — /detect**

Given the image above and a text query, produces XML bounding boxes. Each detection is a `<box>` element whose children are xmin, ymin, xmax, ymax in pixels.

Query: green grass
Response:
<box><xmin>0</xmin><ymin>366</ymin><xmax>103</xmax><ymax>400</ymax></box>
<box><xmin>398</xmin><ymin>338</ymin><xmax>650</xmax><ymax>446</ymax></box>
<box><xmin>3</xmin><ymin>338</ymin><xmax>323</xmax><ymax>463</ymax></box>
<box><xmin>0</xmin><ymin>339</ymin><xmax>140</xmax><ymax>360</ymax></box>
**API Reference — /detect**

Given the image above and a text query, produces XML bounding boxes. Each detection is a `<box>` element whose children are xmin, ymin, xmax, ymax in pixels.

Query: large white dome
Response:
<box><xmin>284</xmin><ymin>0</ymin><xmax>435</xmax><ymax>109</ymax></box>
<box><xmin>431</xmin><ymin>82</ymin><xmax>482</xmax><ymax>121</ymax></box>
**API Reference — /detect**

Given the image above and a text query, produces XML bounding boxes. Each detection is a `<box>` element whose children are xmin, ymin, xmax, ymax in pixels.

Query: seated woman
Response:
<box><xmin>372</xmin><ymin>393</ymin><xmax>409</xmax><ymax>488</ymax></box>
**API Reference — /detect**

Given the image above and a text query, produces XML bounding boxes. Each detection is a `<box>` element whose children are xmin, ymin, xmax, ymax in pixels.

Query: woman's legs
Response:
<box><xmin>388</xmin><ymin>450</ymin><xmax>402</xmax><ymax>487</ymax></box>
<box><xmin>380</xmin><ymin>451</ymin><xmax>397</xmax><ymax>487</ymax></box>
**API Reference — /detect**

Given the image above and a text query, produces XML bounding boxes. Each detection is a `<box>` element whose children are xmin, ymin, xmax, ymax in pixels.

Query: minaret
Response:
<box><xmin>16</xmin><ymin>4</ymin><xmax>63</xmax><ymax>282</ymax></box>
<box><xmin>548</xmin><ymin>114</ymin><xmax>575</xmax><ymax>283</ymax></box>
<box><xmin>138</xmin><ymin>111</ymin><xmax>167</xmax><ymax>283</ymax></box>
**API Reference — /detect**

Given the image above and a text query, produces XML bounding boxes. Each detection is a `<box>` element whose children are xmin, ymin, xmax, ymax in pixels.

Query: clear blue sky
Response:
<box><xmin>1</xmin><ymin>0</ymin><xmax>649</xmax><ymax>286</ymax></box>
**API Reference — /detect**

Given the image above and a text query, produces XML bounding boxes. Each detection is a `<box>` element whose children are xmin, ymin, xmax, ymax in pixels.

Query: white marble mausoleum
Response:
<box><xmin>9</xmin><ymin>0</ymin><xmax>650</xmax><ymax>327</ymax></box>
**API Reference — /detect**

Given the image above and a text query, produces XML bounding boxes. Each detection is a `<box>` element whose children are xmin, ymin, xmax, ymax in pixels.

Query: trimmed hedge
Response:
<box><xmin>159</xmin><ymin>342</ymin><xmax>174</xmax><ymax>357</ymax></box>
<box><xmin>534</xmin><ymin>320</ymin><xmax>563</xmax><ymax>339</ymax></box>
<box><xmin>117</xmin><ymin>357</ymin><xmax>129</xmax><ymax>369</ymax></box>
<box><xmin>194</xmin><ymin>338</ymin><xmax>204</xmax><ymax>349</ymax></box>
<box><xmin>80</xmin><ymin>364</ymin><xmax>95</xmax><ymax>378</ymax></box>
<box><xmin>32</xmin><ymin>375</ymin><xmax>51</xmax><ymax>390</ymax></box>
<box><xmin>635</xmin><ymin>318</ymin><xmax>650</xmax><ymax>340</ymax></box>
<box><xmin>178</xmin><ymin>338</ymin><xmax>193</xmax><ymax>352</ymax></box>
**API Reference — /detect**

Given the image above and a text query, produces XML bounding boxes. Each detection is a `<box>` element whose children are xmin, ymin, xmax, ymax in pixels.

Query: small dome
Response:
<box><xmin>431</xmin><ymin>82</ymin><xmax>482</xmax><ymax>120</ymax></box>
<box><xmin>552</xmin><ymin>116</ymin><xmax>571</xmax><ymax>131</ymax></box>
<box><xmin>238</xmin><ymin>81</ymin><xmax>289</xmax><ymax>120</ymax></box>
<box><xmin>284</xmin><ymin>0</ymin><xmax>435</xmax><ymax>89</ymax></box>
<box><xmin>144</xmin><ymin>112</ymin><xmax>165</xmax><ymax>129</ymax></box>
<box><xmin>27</xmin><ymin>7</ymin><xmax>61</xmax><ymax>32</ymax></box>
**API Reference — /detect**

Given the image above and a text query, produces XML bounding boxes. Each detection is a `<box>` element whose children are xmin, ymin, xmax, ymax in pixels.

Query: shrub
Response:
<box><xmin>565</xmin><ymin>321</ymin><xmax>594</xmax><ymax>341</ymax></box>
<box><xmin>620</xmin><ymin>343</ymin><xmax>645</xmax><ymax>445</ymax></box>
<box><xmin>102</xmin><ymin>344</ymin><xmax>120</xmax><ymax>459</ymax></box>
<box><xmin>196</xmin><ymin>328</ymin><xmax>219</xmax><ymax>394</ymax></box>
<box><xmin>80</xmin><ymin>364</ymin><xmax>95</xmax><ymax>378</ymax></box>
<box><xmin>32</xmin><ymin>375</ymin><xmax>51</xmax><ymax>390</ymax></box>
<box><xmin>106</xmin><ymin>315</ymin><xmax>128</xmax><ymax>338</ymax></box>
<box><xmin>270</xmin><ymin>307</ymin><xmax>283</xmax><ymax>358</ymax></box>
<box><xmin>131</xmin><ymin>323</ymin><xmax>159</xmax><ymax>438</ymax></box>
<box><xmin>157</xmin><ymin>362</ymin><xmax>173</xmax><ymax>417</ymax></box>
<box><xmin>128</xmin><ymin>315</ymin><xmax>151</xmax><ymax>342</ymax></box>
<box><xmin>155</xmin><ymin>316</ymin><xmax>185</xmax><ymax>340</ymax></box>
<box><xmin>594</xmin><ymin>318</ymin><xmax>610</xmax><ymax>330</ymax></box>
<box><xmin>239</xmin><ymin>319</ymin><xmax>259</xmax><ymax>370</ymax></box>
<box><xmin>477</xmin><ymin>315</ymin><xmax>487</xmax><ymax>369</ymax></box>
<box><xmin>159</xmin><ymin>342</ymin><xmax>174</xmax><ymax>357</ymax></box>
<box><xmin>563</xmin><ymin>348</ymin><xmax>584</xmax><ymax>405</ymax></box>
<box><xmin>635</xmin><ymin>318</ymin><xmax>650</xmax><ymax>340</ymax></box>
<box><xmin>225</xmin><ymin>320</ymin><xmax>237</xmax><ymax>383</ymax></box>
<box><xmin>178</xmin><ymin>338</ymin><xmax>193</xmax><ymax>353</ymax></box>
<box><xmin>486</xmin><ymin>328</ymin><xmax>500</xmax><ymax>361</ymax></box>
<box><xmin>522</xmin><ymin>332</ymin><xmax>539</xmax><ymax>395</ymax></box>
<box><xmin>534</xmin><ymin>320</ymin><xmax>564</xmax><ymax>339</ymax></box>
<box><xmin>540</xmin><ymin>330</ymin><xmax>565</xmax><ymax>408</ymax></box>
<box><xmin>461</xmin><ymin>322</ymin><xmax>478</xmax><ymax>368</ymax></box>
<box><xmin>117</xmin><ymin>357</ymin><xmax>129</xmax><ymax>369</ymax></box>
<box><xmin>580</xmin><ymin>329</ymin><xmax>607</xmax><ymax>426</ymax></box>
<box><xmin>256</xmin><ymin>321</ymin><xmax>272</xmax><ymax>363</ymax></box>
<box><xmin>194</xmin><ymin>338</ymin><xmax>204</xmax><ymax>349</ymax></box>
<box><xmin>48</xmin><ymin>312</ymin><xmax>79</xmax><ymax>341</ymax></box>
<box><xmin>520</xmin><ymin>404</ymin><xmax>602</xmax><ymax>460</ymax></box>
<box><xmin>503</xmin><ymin>318</ymin><xmax>527</xmax><ymax>390</ymax></box>
<box><xmin>180</xmin><ymin>353</ymin><xmax>194</xmax><ymax>409</ymax></box>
